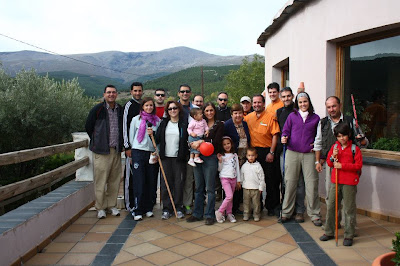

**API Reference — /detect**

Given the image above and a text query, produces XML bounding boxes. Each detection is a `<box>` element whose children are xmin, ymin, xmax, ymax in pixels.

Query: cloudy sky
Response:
<box><xmin>0</xmin><ymin>0</ymin><xmax>288</xmax><ymax>56</ymax></box>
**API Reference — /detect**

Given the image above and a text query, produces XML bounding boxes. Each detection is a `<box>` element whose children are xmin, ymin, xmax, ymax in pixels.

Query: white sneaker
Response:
<box><xmin>227</xmin><ymin>214</ymin><xmax>237</xmax><ymax>223</ymax></box>
<box><xmin>134</xmin><ymin>215</ymin><xmax>143</xmax><ymax>221</ymax></box>
<box><xmin>177</xmin><ymin>211</ymin><xmax>184</xmax><ymax>219</ymax></box>
<box><xmin>97</xmin><ymin>210</ymin><xmax>106</xmax><ymax>219</ymax></box>
<box><xmin>161</xmin><ymin>211</ymin><xmax>171</xmax><ymax>220</ymax></box>
<box><xmin>215</xmin><ymin>210</ymin><xmax>225</xmax><ymax>223</ymax></box>
<box><xmin>194</xmin><ymin>157</ymin><xmax>204</xmax><ymax>163</ymax></box>
<box><xmin>188</xmin><ymin>159</ymin><xmax>196</xmax><ymax>167</ymax></box>
<box><xmin>109</xmin><ymin>207</ymin><xmax>120</xmax><ymax>216</ymax></box>
<box><xmin>146</xmin><ymin>211</ymin><xmax>154</xmax><ymax>217</ymax></box>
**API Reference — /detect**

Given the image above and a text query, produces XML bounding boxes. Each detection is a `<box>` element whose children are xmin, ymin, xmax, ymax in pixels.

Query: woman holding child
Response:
<box><xmin>280</xmin><ymin>92</ymin><xmax>322</xmax><ymax>226</ymax></box>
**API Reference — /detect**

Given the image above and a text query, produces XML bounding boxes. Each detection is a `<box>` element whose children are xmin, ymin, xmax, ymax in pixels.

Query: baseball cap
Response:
<box><xmin>240</xmin><ymin>96</ymin><xmax>251</xmax><ymax>103</ymax></box>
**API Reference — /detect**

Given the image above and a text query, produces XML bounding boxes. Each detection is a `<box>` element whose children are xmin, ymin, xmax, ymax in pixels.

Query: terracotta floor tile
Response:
<box><xmin>192</xmin><ymin>235</ymin><xmax>228</xmax><ymax>248</ymax></box>
<box><xmin>173</xmin><ymin>230</ymin><xmax>206</xmax><ymax>241</ymax></box>
<box><xmin>53</xmin><ymin>232</ymin><xmax>85</xmax><ymax>243</ymax></box>
<box><xmin>73</xmin><ymin>217</ymin><xmax>99</xmax><ymax>225</ymax></box>
<box><xmin>81</xmin><ymin>232</ymin><xmax>111</xmax><ymax>242</ymax></box>
<box><xmin>191</xmin><ymin>249</ymin><xmax>232</xmax><ymax>265</ymax></box>
<box><xmin>69</xmin><ymin>242</ymin><xmax>105</xmax><ymax>253</ymax></box>
<box><xmin>354</xmin><ymin>246</ymin><xmax>392</xmax><ymax>262</ymax></box>
<box><xmin>168</xmin><ymin>242</ymin><xmax>207</xmax><ymax>257</ymax></box>
<box><xmin>178</xmin><ymin>219</ymin><xmax>205</xmax><ymax>229</ymax></box>
<box><xmin>214</xmin><ymin>220</ymin><xmax>240</xmax><ymax>229</ymax></box>
<box><xmin>112</xmin><ymin>250</ymin><xmax>138</xmax><ymax>265</ymax></box>
<box><xmin>25</xmin><ymin>253</ymin><xmax>65</xmax><ymax>265</ymax></box>
<box><xmin>81</xmin><ymin>210</ymin><xmax>97</xmax><ymax>218</ymax></box>
<box><xmin>258</xmin><ymin>240</ymin><xmax>297</xmax><ymax>256</ymax></box>
<box><xmin>125</xmin><ymin>242</ymin><xmax>163</xmax><ymax>257</ymax></box>
<box><xmin>233</xmin><ymin>235</ymin><xmax>271</xmax><ymax>248</ymax></box>
<box><xmin>156</xmin><ymin>223</ymin><xmax>187</xmax><ymax>235</ymax></box>
<box><xmin>114</xmin><ymin>258</ymin><xmax>155</xmax><ymax>266</ymax></box>
<box><xmin>169</xmin><ymin>258</ymin><xmax>205</xmax><ymax>266</ymax></box>
<box><xmin>212</xmin><ymin>229</ymin><xmax>246</xmax><ymax>241</ymax></box>
<box><xmin>89</xmin><ymin>224</ymin><xmax>118</xmax><ymax>233</ymax></box>
<box><xmin>123</xmin><ymin>236</ymin><xmax>145</xmax><ymax>248</ymax></box>
<box><xmin>57</xmin><ymin>253</ymin><xmax>96</xmax><ymax>265</ymax></box>
<box><xmin>192</xmin><ymin>224</ymin><xmax>225</xmax><ymax>234</ymax></box>
<box><xmin>266</xmin><ymin>257</ymin><xmax>310</xmax><ymax>266</ymax></box>
<box><xmin>134</xmin><ymin>229</ymin><xmax>167</xmax><ymax>241</ymax></box>
<box><xmin>274</xmin><ymin>233</ymin><xmax>297</xmax><ymax>246</ymax></box>
<box><xmin>215</xmin><ymin>242</ymin><xmax>252</xmax><ymax>256</ymax></box>
<box><xmin>266</xmin><ymin>223</ymin><xmax>287</xmax><ymax>232</ymax></box>
<box><xmin>284</xmin><ymin>249</ymin><xmax>310</xmax><ymax>264</ymax></box>
<box><xmin>238</xmin><ymin>249</ymin><xmax>279</xmax><ymax>265</ymax></box>
<box><xmin>143</xmin><ymin>250</ymin><xmax>185</xmax><ymax>265</ymax></box>
<box><xmin>324</xmin><ymin>247</ymin><xmax>366</xmax><ymax>262</ymax></box>
<box><xmin>140</xmin><ymin>219</ymin><xmax>168</xmax><ymax>228</ymax></box>
<box><xmin>230</xmin><ymin>223</ymin><xmax>262</xmax><ymax>234</ymax></box>
<box><xmin>216</xmin><ymin>257</ymin><xmax>258</xmax><ymax>266</ymax></box>
<box><xmin>251</xmin><ymin>227</ymin><xmax>286</xmax><ymax>240</ymax></box>
<box><xmin>96</xmin><ymin>216</ymin><xmax>125</xmax><ymax>225</ymax></box>
<box><xmin>382</xmin><ymin>224</ymin><xmax>400</xmax><ymax>233</ymax></box>
<box><xmin>65</xmin><ymin>224</ymin><xmax>93</xmax><ymax>233</ymax></box>
<box><xmin>247</xmin><ymin>218</ymin><xmax>277</xmax><ymax>227</ymax></box>
<box><xmin>42</xmin><ymin>242</ymin><xmax>75</xmax><ymax>253</ymax></box>
<box><xmin>150</xmin><ymin>235</ymin><xmax>186</xmax><ymax>249</ymax></box>
<box><xmin>132</xmin><ymin>223</ymin><xmax>151</xmax><ymax>233</ymax></box>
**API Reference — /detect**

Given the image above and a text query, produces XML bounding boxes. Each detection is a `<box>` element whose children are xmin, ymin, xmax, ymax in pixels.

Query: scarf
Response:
<box><xmin>137</xmin><ymin>111</ymin><xmax>160</xmax><ymax>143</ymax></box>
<box><xmin>299</xmin><ymin>110</ymin><xmax>309</xmax><ymax>122</ymax></box>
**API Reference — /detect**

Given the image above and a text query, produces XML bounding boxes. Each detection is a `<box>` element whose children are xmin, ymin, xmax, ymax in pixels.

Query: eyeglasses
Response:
<box><xmin>155</xmin><ymin>94</ymin><xmax>165</xmax><ymax>97</ymax></box>
<box><xmin>218</xmin><ymin>98</ymin><xmax>228</xmax><ymax>102</ymax></box>
<box><xmin>168</xmin><ymin>107</ymin><xmax>178</xmax><ymax>111</ymax></box>
<box><xmin>179</xmin><ymin>90</ymin><xmax>191</xmax><ymax>94</ymax></box>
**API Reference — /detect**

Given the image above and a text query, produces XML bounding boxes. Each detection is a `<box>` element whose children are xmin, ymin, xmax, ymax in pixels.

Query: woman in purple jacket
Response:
<box><xmin>280</xmin><ymin>92</ymin><xmax>322</xmax><ymax>226</ymax></box>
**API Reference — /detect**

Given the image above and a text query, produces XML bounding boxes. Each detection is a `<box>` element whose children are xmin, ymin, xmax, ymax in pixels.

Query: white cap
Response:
<box><xmin>240</xmin><ymin>96</ymin><xmax>251</xmax><ymax>103</ymax></box>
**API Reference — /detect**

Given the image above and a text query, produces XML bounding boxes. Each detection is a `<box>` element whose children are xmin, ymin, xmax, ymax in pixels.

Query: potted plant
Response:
<box><xmin>372</xmin><ymin>232</ymin><xmax>400</xmax><ymax>266</ymax></box>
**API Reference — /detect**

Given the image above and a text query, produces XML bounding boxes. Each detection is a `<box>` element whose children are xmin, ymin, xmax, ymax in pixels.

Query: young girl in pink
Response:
<box><xmin>215</xmin><ymin>136</ymin><xmax>241</xmax><ymax>223</ymax></box>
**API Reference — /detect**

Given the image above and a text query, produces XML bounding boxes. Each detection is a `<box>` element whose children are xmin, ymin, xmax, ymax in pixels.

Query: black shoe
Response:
<box><xmin>267</xmin><ymin>209</ymin><xmax>275</xmax><ymax>216</ymax></box>
<box><xmin>205</xmin><ymin>218</ymin><xmax>215</xmax><ymax>225</ymax></box>
<box><xmin>186</xmin><ymin>215</ymin><xmax>202</xmax><ymax>223</ymax></box>
<box><xmin>312</xmin><ymin>219</ymin><xmax>323</xmax><ymax>227</ymax></box>
<box><xmin>343</xmin><ymin>238</ymin><xmax>353</xmax><ymax>246</ymax></box>
<box><xmin>279</xmin><ymin>216</ymin><xmax>290</xmax><ymax>224</ymax></box>
<box><xmin>319</xmin><ymin>234</ymin><xmax>334</xmax><ymax>241</ymax></box>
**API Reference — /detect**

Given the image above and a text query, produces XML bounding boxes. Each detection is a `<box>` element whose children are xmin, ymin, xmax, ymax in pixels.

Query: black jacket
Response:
<box><xmin>85</xmin><ymin>101</ymin><xmax>123</xmax><ymax>154</ymax></box>
<box><xmin>223</xmin><ymin>118</ymin><xmax>251</xmax><ymax>153</ymax></box>
<box><xmin>155</xmin><ymin>117</ymin><xmax>189</xmax><ymax>161</ymax></box>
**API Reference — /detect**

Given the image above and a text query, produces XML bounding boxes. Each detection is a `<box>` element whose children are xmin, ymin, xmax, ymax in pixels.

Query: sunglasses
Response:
<box><xmin>155</xmin><ymin>94</ymin><xmax>165</xmax><ymax>97</ymax></box>
<box><xmin>218</xmin><ymin>98</ymin><xmax>228</xmax><ymax>102</ymax></box>
<box><xmin>168</xmin><ymin>107</ymin><xmax>178</xmax><ymax>111</ymax></box>
<box><xmin>179</xmin><ymin>90</ymin><xmax>191</xmax><ymax>94</ymax></box>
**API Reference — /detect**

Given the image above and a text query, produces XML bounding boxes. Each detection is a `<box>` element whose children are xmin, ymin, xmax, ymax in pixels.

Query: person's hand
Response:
<box><xmin>332</xmin><ymin>147</ymin><xmax>338</xmax><ymax>157</ymax></box>
<box><xmin>260</xmin><ymin>190</ymin><xmax>263</xmax><ymax>195</ymax></box>
<box><xmin>190</xmin><ymin>140</ymin><xmax>202</xmax><ymax>150</ymax></box>
<box><xmin>205</xmin><ymin>130</ymin><xmax>209</xmax><ymax>137</ymax></box>
<box><xmin>316</xmin><ymin>163</ymin><xmax>323</xmax><ymax>172</ymax></box>
<box><xmin>266</xmin><ymin>153</ymin><xmax>274</xmax><ymax>163</ymax></box>
<box><xmin>236</xmin><ymin>182</ymin><xmax>241</xmax><ymax>190</ymax></box>
<box><xmin>147</xmin><ymin>127</ymin><xmax>153</xmax><ymax>136</ymax></box>
<box><xmin>320</xmin><ymin>159</ymin><xmax>326</xmax><ymax>165</ymax></box>
<box><xmin>281</xmin><ymin>136</ymin><xmax>288</xmax><ymax>144</ymax></box>
<box><xmin>217</xmin><ymin>153</ymin><xmax>222</xmax><ymax>162</ymax></box>
<box><xmin>333</xmin><ymin>162</ymin><xmax>342</xmax><ymax>169</ymax></box>
<box><xmin>125</xmin><ymin>149</ymin><xmax>132</xmax><ymax>158</ymax></box>
<box><xmin>191</xmin><ymin>132</ymin><xmax>197</xmax><ymax>137</ymax></box>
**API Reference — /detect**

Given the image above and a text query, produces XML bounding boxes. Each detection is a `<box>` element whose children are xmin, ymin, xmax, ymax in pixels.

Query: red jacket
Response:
<box><xmin>327</xmin><ymin>140</ymin><xmax>363</xmax><ymax>185</ymax></box>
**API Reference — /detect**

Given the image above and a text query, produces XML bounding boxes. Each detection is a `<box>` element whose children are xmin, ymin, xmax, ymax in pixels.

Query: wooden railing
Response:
<box><xmin>0</xmin><ymin>140</ymin><xmax>89</xmax><ymax>205</ymax></box>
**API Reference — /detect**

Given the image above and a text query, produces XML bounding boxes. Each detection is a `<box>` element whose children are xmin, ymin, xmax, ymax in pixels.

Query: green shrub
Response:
<box><xmin>393</xmin><ymin>232</ymin><xmax>400</xmax><ymax>265</ymax></box>
<box><xmin>372</xmin><ymin>137</ymin><xmax>400</xmax><ymax>152</ymax></box>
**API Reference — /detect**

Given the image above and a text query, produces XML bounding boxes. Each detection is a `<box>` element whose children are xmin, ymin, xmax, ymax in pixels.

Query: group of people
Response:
<box><xmin>85</xmin><ymin>80</ymin><xmax>367</xmax><ymax>247</ymax></box>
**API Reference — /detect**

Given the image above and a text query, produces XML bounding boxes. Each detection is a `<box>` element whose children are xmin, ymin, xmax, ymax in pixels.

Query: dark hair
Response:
<box><xmin>334</xmin><ymin>122</ymin><xmax>351</xmax><ymax>137</ymax></box>
<box><xmin>179</xmin><ymin>84</ymin><xmax>191</xmax><ymax>92</ymax></box>
<box><xmin>252</xmin><ymin>94</ymin><xmax>265</xmax><ymax>103</ymax></box>
<box><xmin>202</xmin><ymin>102</ymin><xmax>217</xmax><ymax>121</ymax></box>
<box><xmin>230</xmin><ymin>103</ymin><xmax>243</xmax><ymax>114</ymax></box>
<box><xmin>164</xmin><ymin>101</ymin><xmax>183</xmax><ymax>119</ymax></box>
<box><xmin>246</xmin><ymin>147</ymin><xmax>257</xmax><ymax>154</ymax></box>
<box><xmin>155</xmin><ymin>88</ymin><xmax>166</xmax><ymax>94</ymax></box>
<box><xmin>140</xmin><ymin>97</ymin><xmax>156</xmax><ymax>115</ymax></box>
<box><xmin>295</xmin><ymin>92</ymin><xmax>314</xmax><ymax>113</ymax></box>
<box><xmin>267</xmin><ymin>82</ymin><xmax>280</xmax><ymax>92</ymax></box>
<box><xmin>221</xmin><ymin>136</ymin><xmax>235</xmax><ymax>154</ymax></box>
<box><xmin>104</xmin><ymin>84</ymin><xmax>116</xmax><ymax>93</ymax></box>
<box><xmin>193</xmin><ymin>94</ymin><xmax>203</xmax><ymax>100</ymax></box>
<box><xmin>280</xmin><ymin>87</ymin><xmax>293</xmax><ymax>95</ymax></box>
<box><xmin>325</xmin><ymin>96</ymin><xmax>341</xmax><ymax>105</ymax></box>
<box><xmin>218</xmin><ymin>91</ymin><xmax>228</xmax><ymax>97</ymax></box>
<box><xmin>189</xmin><ymin>107</ymin><xmax>202</xmax><ymax>119</ymax></box>
<box><xmin>130</xmin><ymin>82</ymin><xmax>143</xmax><ymax>91</ymax></box>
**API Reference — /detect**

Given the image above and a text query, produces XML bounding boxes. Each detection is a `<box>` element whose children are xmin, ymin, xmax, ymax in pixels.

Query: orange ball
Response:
<box><xmin>199</xmin><ymin>142</ymin><xmax>214</xmax><ymax>156</ymax></box>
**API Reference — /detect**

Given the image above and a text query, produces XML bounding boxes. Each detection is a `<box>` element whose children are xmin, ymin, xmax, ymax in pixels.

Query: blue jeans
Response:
<box><xmin>130</xmin><ymin>149</ymin><xmax>158</xmax><ymax>215</ymax></box>
<box><xmin>193</xmin><ymin>154</ymin><xmax>217</xmax><ymax>219</ymax></box>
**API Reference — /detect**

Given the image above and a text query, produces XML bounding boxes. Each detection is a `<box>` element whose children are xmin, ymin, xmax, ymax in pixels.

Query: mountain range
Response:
<box><xmin>0</xmin><ymin>46</ymin><xmax>248</xmax><ymax>83</ymax></box>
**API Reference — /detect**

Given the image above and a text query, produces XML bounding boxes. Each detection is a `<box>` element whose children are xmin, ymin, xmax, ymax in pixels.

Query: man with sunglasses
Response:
<box><xmin>154</xmin><ymin>88</ymin><xmax>166</xmax><ymax>118</ymax></box>
<box><xmin>216</xmin><ymin>92</ymin><xmax>231</xmax><ymax>122</ymax></box>
<box><xmin>178</xmin><ymin>84</ymin><xmax>194</xmax><ymax>121</ymax></box>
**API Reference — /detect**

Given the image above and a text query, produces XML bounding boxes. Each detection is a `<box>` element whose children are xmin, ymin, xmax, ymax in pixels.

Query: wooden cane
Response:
<box><xmin>335</xmin><ymin>167</ymin><xmax>339</xmax><ymax>247</ymax></box>
<box><xmin>149</xmin><ymin>133</ymin><xmax>178</xmax><ymax>219</ymax></box>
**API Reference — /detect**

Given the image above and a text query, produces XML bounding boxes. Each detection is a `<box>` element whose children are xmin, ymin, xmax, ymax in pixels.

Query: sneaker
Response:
<box><xmin>149</xmin><ymin>153</ymin><xmax>158</xmax><ymax>164</ymax></box>
<box><xmin>177</xmin><ymin>211</ymin><xmax>184</xmax><ymax>219</ymax></box>
<box><xmin>109</xmin><ymin>207</ymin><xmax>120</xmax><ymax>216</ymax></box>
<box><xmin>161</xmin><ymin>211</ymin><xmax>171</xmax><ymax>220</ymax></box>
<box><xmin>97</xmin><ymin>210</ymin><xmax>106</xmax><ymax>219</ymax></box>
<box><xmin>254</xmin><ymin>217</ymin><xmax>260</xmax><ymax>222</ymax></box>
<box><xmin>227</xmin><ymin>214</ymin><xmax>237</xmax><ymax>223</ymax></box>
<box><xmin>312</xmin><ymin>219</ymin><xmax>323</xmax><ymax>227</ymax></box>
<box><xmin>188</xmin><ymin>159</ymin><xmax>196</xmax><ymax>167</ymax></box>
<box><xmin>134</xmin><ymin>215</ymin><xmax>143</xmax><ymax>221</ymax></box>
<box><xmin>295</xmin><ymin>213</ymin><xmax>304</xmax><ymax>223</ymax></box>
<box><xmin>343</xmin><ymin>238</ymin><xmax>353</xmax><ymax>246</ymax></box>
<box><xmin>185</xmin><ymin>206</ymin><xmax>192</xmax><ymax>215</ymax></box>
<box><xmin>319</xmin><ymin>234</ymin><xmax>334</xmax><ymax>241</ymax></box>
<box><xmin>215</xmin><ymin>210</ymin><xmax>225</xmax><ymax>223</ymax></box>
<box><xmin>243</xmin><ymin>215</ymin><xmax>249</xmax><ymax>221</ymax></box>
<box><xmin>146</xmin><ymin>211</ymin><xmax>154</xmax><ymax>217</ymax></box>
<box><xmin>194</xmin><ymin>157</ymin><xmax>204</xmax><ymax>163</ymax></box>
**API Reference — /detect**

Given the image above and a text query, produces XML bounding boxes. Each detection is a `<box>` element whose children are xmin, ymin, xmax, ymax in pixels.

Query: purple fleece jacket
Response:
<box><xmin>282</xmin><ymin>110</ymin><xmax>320</xmax><ymax>153</ymax></box>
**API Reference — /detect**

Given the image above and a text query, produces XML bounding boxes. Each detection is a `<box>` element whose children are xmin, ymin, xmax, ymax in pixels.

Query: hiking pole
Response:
<box><xmin>280</xmin><ymin>144</ymin><xmax>287</xmax><ymax>220</ymax></box>
<box><xmin>335</xmin><ymin>162</ymin><xmax>339</xmax><ymax>247</ymax></box>
<box><xmin>147</xmin><ymin>122</ymin><xmax>178</xmax><ymax>219</ymax></box>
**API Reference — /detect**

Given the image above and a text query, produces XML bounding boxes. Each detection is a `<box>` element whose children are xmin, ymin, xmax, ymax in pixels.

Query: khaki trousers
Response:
<box><xmin>282</xmin><ymin>150</ymin><xmax>321</xmax><ymax>221</ymax></box>
<box><xmin>243</xmin><ymin>189</ymin><xmax>261</xmax><ymax>219</ymax></box>
<box><xmin>93</xmin><ymin>148</ymin><xmax>122</xmax><ymax>210</ymax></box>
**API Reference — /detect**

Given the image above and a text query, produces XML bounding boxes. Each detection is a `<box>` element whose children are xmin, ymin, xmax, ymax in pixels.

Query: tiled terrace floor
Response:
<box><xmin>25</xmin><ymin>200</ymin><xmax>398</xmax><ymax>265</ymax></box>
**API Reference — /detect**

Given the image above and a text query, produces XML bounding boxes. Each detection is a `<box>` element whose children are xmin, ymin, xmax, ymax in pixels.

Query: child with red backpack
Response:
<box><xmin>319</xmin><ymin>122</ymin><xmax>362</xmax><ymax>246</ymax></box>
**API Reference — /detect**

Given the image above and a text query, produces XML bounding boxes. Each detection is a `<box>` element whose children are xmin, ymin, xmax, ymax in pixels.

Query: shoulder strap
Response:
<box><xmin>352</xmin><ymin>144</ymin><xmax>356</xmax><ymax>161</ymax></box>
<box><xmin>334</xmin><ymin>143</ymin><xmax>338</xmax><ymax>149</ymax></box>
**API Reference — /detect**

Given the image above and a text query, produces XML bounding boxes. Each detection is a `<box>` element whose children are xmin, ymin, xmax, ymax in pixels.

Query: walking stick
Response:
<box><xmin>147</xmin><ymin>122</ymin><xmax>178</xmax><ymax>219</ymax></box>
<box><xmin>280</xmin><ymin>144</ymin><xmax>287</xmax><ymax>219</ymax></box>
<box><xmin>335</xmin><ymin>164</ymin><xmax>339</xmax><ymax>247</ymax></box>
